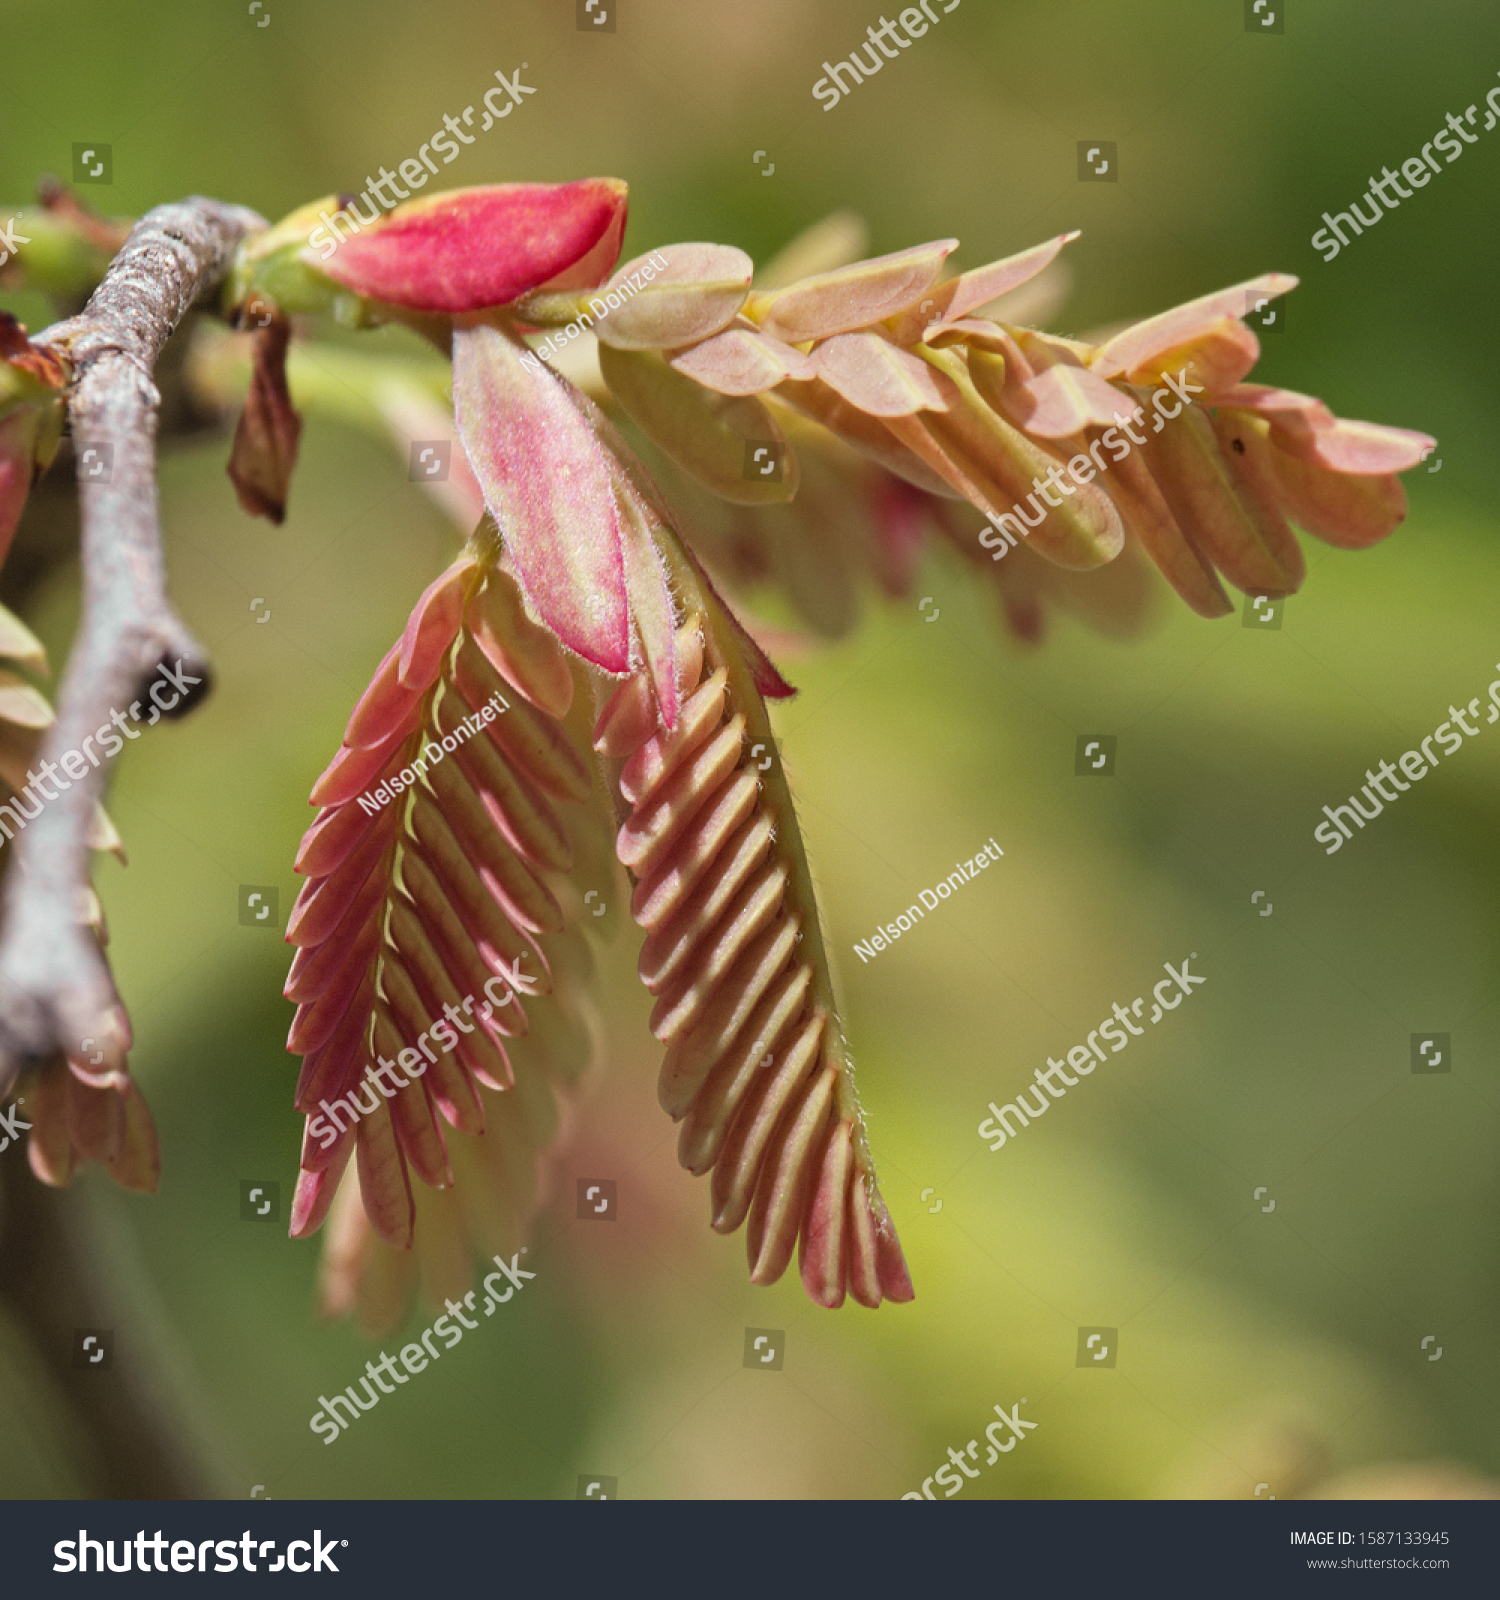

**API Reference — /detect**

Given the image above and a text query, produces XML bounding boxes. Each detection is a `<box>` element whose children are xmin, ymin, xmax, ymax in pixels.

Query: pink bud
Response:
<box><xmin>311</xmin><ymin>180</ymin><xmax>628</xmax><ymax>313</ymax></box>
<box><xmin>0</xmin><ymin>411</ymin><xmax>32</xmax><ymax>569</ymax></box>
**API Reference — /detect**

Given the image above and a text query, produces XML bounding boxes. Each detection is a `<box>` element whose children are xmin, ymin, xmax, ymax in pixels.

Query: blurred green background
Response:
<box><xmin>1</xmin><ymin>0</ymin><xmax>1497</xmax><ymax>1498</ymax></box>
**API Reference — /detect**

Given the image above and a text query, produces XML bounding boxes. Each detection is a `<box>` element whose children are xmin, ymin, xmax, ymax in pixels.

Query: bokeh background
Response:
<box><xmin>1</xmin><ymin>0</ymin><xmax>1497</xmax><ymax>1498</ymax></box>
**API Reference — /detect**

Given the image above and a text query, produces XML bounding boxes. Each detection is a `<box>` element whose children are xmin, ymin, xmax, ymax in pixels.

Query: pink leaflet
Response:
<box><xmin>1219</xmin><ymin>384</ymin><xmax>1431</xmax><ymax>471</ymax></box>
<box><xmin>397</xmin><ymin>559</ymin><xmax>472</xmax><ymax>689</ymax></box>
<box><xmin>812</xmin><ymin>333</ymin><xmax>948</xmax><ymax>417</ymax></box>
<box><xmin>1279</xmin><ymin>417</ymin><xmax>1434</xmax><ymax>475</ymax></box>
<box><xmin>943</xmin><ymin>232</ymin><xmax>1081</xmax><ymax>322</ymax></box>
<box><xmin>1014</xmin><ymin>362</ymin><xmax>1133</xmax><ymax>437</ymax></box>
<box><xmin>669</xmin><ymin>328</ymin><xmax>817</xmax><ymax>395</ymax></box>
<box><xmin>1092</xmin><ymin>273</ymin><xmax>1297</xmax><ymax>380</ymax></box>
<box><xmin>751</xmin><ymin>240</ymin><xmax>958</xmax><ymax>344</ymax></box>
<box><xmin>453</xmin><ymin>324</ymin><xmax>630</xmax><ymax>672</ymax></box>
<box><xmin>343</xmin><ymin>640</ymin><xmax>416</xmax><ymax>750</ymax></box>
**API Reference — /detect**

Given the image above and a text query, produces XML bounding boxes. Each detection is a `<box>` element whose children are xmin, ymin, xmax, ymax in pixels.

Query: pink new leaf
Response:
<box><xmin>453</xmin><ymin>324</ymin><xmax>629</xmax><ymax>672</ymax></box>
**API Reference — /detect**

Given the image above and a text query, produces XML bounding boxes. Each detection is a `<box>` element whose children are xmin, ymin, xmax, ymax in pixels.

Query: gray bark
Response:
<box><xmin>0</xmin><ymin>197</ymin><xmax>265</xmax><ymax>1094</ymax></box>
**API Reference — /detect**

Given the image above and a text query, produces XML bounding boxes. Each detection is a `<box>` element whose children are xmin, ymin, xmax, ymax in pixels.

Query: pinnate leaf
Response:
<box><xmin>596</xmin><ymin>533</ymin><xmax>912</xmax><ymax>1309</ymax></box>
<box><xmin>286</xmin><ymin>554</ymin><xmax>598</xmax><ymax>1251</ymax></box>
